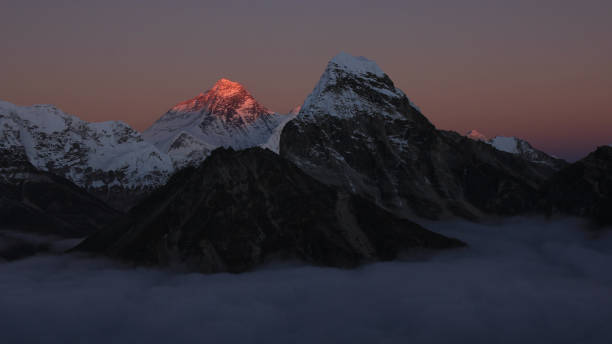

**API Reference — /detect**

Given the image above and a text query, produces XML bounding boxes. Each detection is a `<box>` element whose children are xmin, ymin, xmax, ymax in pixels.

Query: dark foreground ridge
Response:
<box><xmin>0</xmin><ymin>148</ymin><xmax>120</xmax><ymax>238</ymax></box>
<box><xmin>76</xmin><ymin>147</ymin><xmax>464</xmax><ymax>273</ymax></box>
<box><xmin>545</xmin><ymin>145</ymin><xmax>612</xmax><ymax>226</ymax></box>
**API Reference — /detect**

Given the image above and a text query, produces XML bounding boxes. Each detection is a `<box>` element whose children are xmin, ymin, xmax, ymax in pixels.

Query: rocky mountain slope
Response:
<box><xmin>280</xmin><ymin>53</ymin><xmax>556</xmax><ymax>220</ymax></box>
<box><xmin>545</xmin><ymin>145</ymin><xmax>612</xmax><ymax>226</ymax></box>
<box><xmin>76</xmin><ymin>148</ymin><xmax>464</xmax><ymax>273</ymax></box>
<box><xmin>143</xmin><ymin>79</ymin><xmax>292</xmax><ymax>167</ymax></box>
<box><xmin>0</xmin><ymin>100</ymin><xmax>173</xmax><ymax>209</ymax></box>
<box><xmin>0</xmin><ymin>146</ymin><xmax>119</xmax><ymax>239</ymax></box>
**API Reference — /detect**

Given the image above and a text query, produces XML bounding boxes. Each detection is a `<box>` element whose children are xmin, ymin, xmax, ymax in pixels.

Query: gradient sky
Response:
<box><xmin>2</xmin><ymin>0</ymin><xmax>611</xmax><ymax>161</ymax></box>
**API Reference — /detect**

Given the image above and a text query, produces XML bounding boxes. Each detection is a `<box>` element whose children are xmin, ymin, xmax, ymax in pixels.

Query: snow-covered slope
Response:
<box><xmin>261</xmin><ymin>106</ymin><xmax>300</xmax><ymax>153</ymax></box>
<box><xmin>299</xmin><ymin>52</ymin><xmax>420</xmax><ymax>122</ymax></box>
<box><xmin>466</xmin><ymin>129</ymin><xmax>566</xmax><ymax>169</ymax></box>
<box><xmin>144</xmin><ymin>79</ymin><xmax>291</xmax><ymax>167</ymax></box>
<box><xmin>0</xmin><ymin>100</ymin><xmax>173</xmax><ymax>207</ymax></box>
<box><xmin>466</xmin><ymin>129</ymin><xmax>487</xmax><ymax>141</ymax></box>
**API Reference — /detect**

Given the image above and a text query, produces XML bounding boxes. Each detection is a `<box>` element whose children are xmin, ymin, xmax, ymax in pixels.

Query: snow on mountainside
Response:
<box><xmin>143</xmin><ymin>79</ymin><xmax>291</xmax><ymax>167</ymax></box>
<box><xmin>280</xmin><ymin>53</ymin><xmax>558</xmax><ymax>220</ymax></box>
<box><xmin>0</xmin><ymin>100</ymin><xmax>173</xmax><ymax>206</ymax></box>
<box><xmin>465</xmin><ymin>130</ymin><xmax>566</xmax><ymax>169</ymax></box>
<box><xmin>490</xmin><ymin>136</ymin><xmax>523</xmax><ymax>154</ymax></box>
<box><xmin>261</xmin><ymin>106</ymin><xmax>300</xmax><ymax>153</ymax></box>
<box><xmin>299</xmin><ymin>52</ymin><xmax>421</xmax><ymax>122</ymax></box>
<box><xmin>466</xmin><ymin>130</ymin><xmax>487</xmax><ymax>141</ymax></box>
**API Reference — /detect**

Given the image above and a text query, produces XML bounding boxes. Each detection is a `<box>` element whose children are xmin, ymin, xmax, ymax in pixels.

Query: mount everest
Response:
<box><xmin>143</xmin><ymin>78</ymin><xmax>294</xmax><ymax>167</ymax></box>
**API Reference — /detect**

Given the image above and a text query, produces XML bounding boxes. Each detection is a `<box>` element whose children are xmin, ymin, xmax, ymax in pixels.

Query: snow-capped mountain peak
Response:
<box><xmin>328</xmin><ymin>52</ymin><xmax>386</xmax><ymax>77</ymax></box>
<box><xmin>466</xmin><ymin>129</ymin><xmax>488</xmax><ymax>141</ymax></box>
<box><xmin>298</xmin><ymin>52</ymin><xmax>420</xmax><ymax>121</ymax></box>
<box><xmin>468</xmin><ymin>133</ymin><xmax>566</xmax><ymax>169</ymax></box>
<box><xmin>144</xmin><ymin>79</ymin><xmax>291</xmax><ymax>167</ymax></box>
<box><xmin>168</xmin><ymin>78</ymin><xmax>270</xmax><ymax>122</ymax></box>
<box><xmin>0</xmin><ymin>100</ymin><xmax>174</xmax><ymax>208</ymax></box>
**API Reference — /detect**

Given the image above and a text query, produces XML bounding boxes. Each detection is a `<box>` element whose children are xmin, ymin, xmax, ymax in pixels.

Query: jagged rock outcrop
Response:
<box><xmin>76</xmin><ymin>148</ymin><xmax>464</xmax><ymax>273</ymax></box>
<box><xmin>280</xmin><ymin>53</ymin><xmax>555</xmax><ymax>220</ymax></box>
<box><xmin>144</xmin><ymin>79</ymin><xmax>292</xmax><ymax>167</ymax></box>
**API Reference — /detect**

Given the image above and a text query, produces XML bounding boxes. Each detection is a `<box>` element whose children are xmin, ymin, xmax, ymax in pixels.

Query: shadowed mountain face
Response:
<box><xmin>546</xmin><ymin>146</ymin><xmax>612</xmax><ymax>227</ymax></box>
<box><xmin>280</xmin><ymin>53</ymin><xmax>555</xmax><ymax>220</ymax></box>
<box><xmin>0</xmin><ymin>148</ymin><xmax>120</xmax><ymax>239</ymax></box>
<box><xmin>76</xmin><ymin>148</ymin><xmax>464</xmax><ymax>273</ymax></box>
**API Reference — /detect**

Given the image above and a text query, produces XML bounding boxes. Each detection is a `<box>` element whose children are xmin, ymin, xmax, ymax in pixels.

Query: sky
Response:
<box><xmin>1</xmin><ymin>0</ymin><xmax>610</xmax><ymax>161</ymax></box>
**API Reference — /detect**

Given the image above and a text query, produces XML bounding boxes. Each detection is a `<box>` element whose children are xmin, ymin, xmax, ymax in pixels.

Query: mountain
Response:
<box><xmin>0</xmin><ymin>100</ymin><xmax>173</xmax><ymax>209</ymax></box>
<box><xmin>0</xmin><ymin>145</ymin><xmax>119</xmax><ymax>238</ymax></box>
<box><xmin>143</xmin><ymin>79</ymin><xmax>292</xmax><ymax>167</ymax></box>
<box><xmin>280</xmin><ymin>53</ymin><xmax>556</xmax><ymax>220</ymax></box>
<box><xmin>76</xmin><ymin>147</ymin><xmax>464</xmax><ymax>273</ymax></box>
<box><xmin>466</xmin><ymin>130</ymin><xmax>487</xmax><ymax>141</ymax></box>
<box><xmin>545</xmin><ymin>145</ymin><xmax>612</xmax><ymax>227</ymax></box>
<box><xmin>465</xmin><ymin>130</ymin><xmax>567</xmax><ymax>170</ymax></box>
<box><xmin>488</xmin><ymin>136</ymin><xmax>567</xmax><ymax>170</ymax></box>
<box><xmin>260</xmin><ymin>106</ymin><xmax>300</xmax><ymax>153</ymax></box>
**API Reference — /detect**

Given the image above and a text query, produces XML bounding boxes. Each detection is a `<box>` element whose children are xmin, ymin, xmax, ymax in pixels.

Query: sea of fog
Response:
<box><xmin>1</xmin><ymin>218</ymin><xmax>611</xmax><ymax>343</ymax></box>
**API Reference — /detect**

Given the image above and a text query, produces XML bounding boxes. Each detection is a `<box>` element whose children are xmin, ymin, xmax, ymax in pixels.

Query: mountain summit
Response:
<box><xmin>280</xmin><ymin>53</ymin><xmax>556</xmax><ymax>219</ymax></box>
<box><xmin>466</xmin><ymin>129</ymin><xmax>487</xmax><ymax>141</ymax></box>
<box><xmin>144</xmin><ymin>78</ymin><xmax>289</xmax><ymax>167</ymax></box>
<box><xmin>169</xmin><ymin>78</ymin><xmax>271</xmax><ymax>122</ymax></box>
<box><xmin>299</xmin><ymin>53</ymin><xmax>420</xmax><ymax>122</ymax></box>
<box><xmin>466</xmin><ymin>130</ymin><xmax>567</xmax><ymax>169</ymax></box>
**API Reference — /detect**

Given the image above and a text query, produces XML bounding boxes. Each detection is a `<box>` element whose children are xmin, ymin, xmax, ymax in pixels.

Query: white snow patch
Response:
<box><xmin>489</xmin><ymin>136</ymin><xmax>520</xmax><ymax>154</ymax></box>
<box><xmin>329</xmin><ymin>52</ymin><xmax>385</xmax><ymax>77</ymax></box>
<box><xmin>0</xmin><ymin>100</ymin><xmax>174</xmax><ymax>190</ymax></box>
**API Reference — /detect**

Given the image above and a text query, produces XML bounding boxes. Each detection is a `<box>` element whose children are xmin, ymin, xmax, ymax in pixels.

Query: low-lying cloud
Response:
<box><xmin>1</xmin><ymin>218</ymin><xmax>611</xmax><ymax>343</ymax></box>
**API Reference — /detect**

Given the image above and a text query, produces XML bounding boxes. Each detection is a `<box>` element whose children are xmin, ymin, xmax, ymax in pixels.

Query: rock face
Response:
<box><xmin>76</xmin><ymin>148</ymin><xmax>464</xmax><ymax>273</ymax></box>
<box><xmin>0</xmin><ymin>100</ymin><xmax>173</xmax><ymax>209</ymax></box>
<box><xmin>0</xmin><ymin>147</ymin><xmax>120</xmax><ymax>238</ymax></box>
<box><xmin>545</xmin><ymin>146</ymin><xmax>612</xmax><ymax>226</ymax></box>
<box><xmin>143</xmin><ymin>79</ymin><xmax>292</xmax><ymax>167</ymax></box>
<box><xmin>280</xmin><ymin>53</ymin><xmax>554</xmax><ymax>220</ymax></box>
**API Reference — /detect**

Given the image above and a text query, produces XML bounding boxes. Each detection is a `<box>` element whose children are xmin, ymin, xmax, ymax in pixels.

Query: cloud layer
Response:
<box><xmin>1</xmin><ymin>218</ymin><xmax>611</xmax><ymax>343</ymax></box>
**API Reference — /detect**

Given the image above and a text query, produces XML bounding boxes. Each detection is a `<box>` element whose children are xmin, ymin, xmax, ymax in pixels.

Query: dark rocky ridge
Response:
<box><xmin>280</xmin><ymin>55</ymin><xmax>556</xmax><ymax>220</ymax></box>
<box><xmin>0</xmin><ymin>148</ymin><xmax>120</xmax><ymax>238</ymax></box>
<box><xmin>545</xmin><ymin>146</ymin><xmax>612</xmax><ymax>227</ymax></box>
<box><xmin>76</xmin><ymin>148</ymin><xmax>464</xmax><ymax>273</ymax></box>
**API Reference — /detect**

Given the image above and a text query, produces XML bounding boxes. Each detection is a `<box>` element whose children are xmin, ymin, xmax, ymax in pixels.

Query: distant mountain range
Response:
<box><xmin>465</xmin><ymin>130</ymin><xmax>567</xmax><ymax>170</ymax></box>
<box><xmin>0</xmin><ymin>81</ymin><xmax>297</xmax><ymax>208</ymax></box>
<box><xmin>2</xmin><ymin>52</ymin><xmax>611</xmax><ymax>271</ymax></box>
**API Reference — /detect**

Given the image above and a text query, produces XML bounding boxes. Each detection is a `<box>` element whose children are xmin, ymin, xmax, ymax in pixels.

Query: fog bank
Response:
<box><xmin>1</xmin><ymin>218</ymin><xmax>611</xmax><ymax>343</ymax></box>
